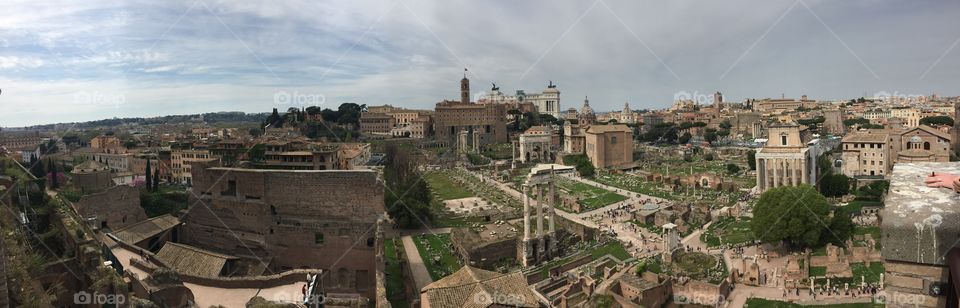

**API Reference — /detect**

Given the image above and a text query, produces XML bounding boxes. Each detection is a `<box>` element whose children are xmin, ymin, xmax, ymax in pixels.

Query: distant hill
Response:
<box><xmin>10</xmin><ymin>111</ymin><xmax>270</xmax><ymax>130</ymax></box>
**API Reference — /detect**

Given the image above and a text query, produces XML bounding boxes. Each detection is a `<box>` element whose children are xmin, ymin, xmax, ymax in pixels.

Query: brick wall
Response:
<box><xmin>75</xmin><ymin>185</ymin><xmax>147</xmax><ymax>230</ymax></box>
<box><xmin>184</xmin><ymin>163</ymin><xmax>385</xmax><ymax>298</ymax></box>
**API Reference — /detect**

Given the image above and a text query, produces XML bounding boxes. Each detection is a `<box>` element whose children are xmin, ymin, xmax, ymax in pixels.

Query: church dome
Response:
<box><xmin>580</xmin><ymin>96</ymin><xmax>595</xmax><ymax>115</ymax></box>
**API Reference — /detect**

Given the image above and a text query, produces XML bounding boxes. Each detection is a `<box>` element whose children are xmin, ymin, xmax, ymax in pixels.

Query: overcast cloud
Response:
<box><xmin>1</xmin><ymin>0</ymin><xmax>959</xmax><ymax>126</ymax></box>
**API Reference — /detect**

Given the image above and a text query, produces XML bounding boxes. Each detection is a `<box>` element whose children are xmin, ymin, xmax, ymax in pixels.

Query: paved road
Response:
<box><xmin>401</xmin><ymin>235</ymin><xmax>433</xmax><ymax>291</ymax></box>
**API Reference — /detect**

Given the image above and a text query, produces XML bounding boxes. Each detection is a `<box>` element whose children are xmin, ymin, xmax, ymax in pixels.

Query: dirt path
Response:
<box><xmin>401</xmin><ymin>235</ymin><xmax>434</xmax><ymax>291</ymax></box>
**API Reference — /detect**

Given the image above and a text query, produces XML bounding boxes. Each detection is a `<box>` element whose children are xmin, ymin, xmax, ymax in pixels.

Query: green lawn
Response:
<box><xmin>744</xmin><ymin>298</ymin><xmax>884</xmax><ymax>308</ymax></box>
<box><xmin>854</xmin><ymin>226</ymin><xmax>882</xmax><ymax>250</ymax></box>
<box><xmin>809</xmin><ymin>266</ymin><xmax>827</xmax><ymax>277</ymax></box>
<box><xmin>555</xmin><ymin>178</ymin><xmax>628</xmax><ymax>212</ymax></box>
<box><xmin>850</xmin><ymin>262</ymin><xmax>885</xmax><ymax>284</ymax></box>
<box><xmin>701</xmin><ymin>217</ymin><xmax>756</xmax><ymax>247</ymax></box>
<box><xmin>590</xmin><ymin>241</ymin><xmax>632</xmax><ymax>261</ymax></box>
<box><xmin>412</xmin><ymin>234</ymin><xmax>462</xmax><ymax>280</ymax></box>
<box><xmin>383</xmin><ymin>239</ymin><xmax>409</xmax><ymax>308</ymax></box>
<box><xmin>424</xmin><ymin>172</ymin><xmax>474</xmax><ymax>201</ymax></box>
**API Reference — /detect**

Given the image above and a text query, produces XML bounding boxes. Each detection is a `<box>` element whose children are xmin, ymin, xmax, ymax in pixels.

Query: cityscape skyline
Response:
<box><xmin>2</xmin><ymin>0</ymin><xmax>960</xmax><ymax>127</ymax></box>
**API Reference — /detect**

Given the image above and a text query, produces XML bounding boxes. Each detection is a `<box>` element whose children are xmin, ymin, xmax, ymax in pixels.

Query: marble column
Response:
<box><xmin>773</xmin><ymin>158</ymin><xmax>780</xmax><ymax>188</ymax></box>
<box><xmin>548</xmin><ymin>182</ymin><xmax>556</xmax><ymax>235</ymax></box>
<box><xmin>801</xmin><ymin>158</ymin><xmax>808</xmax><ymax>185</ymax></box>
<box><xmin>523</xmin><ymin>184</ymin><xmax>530</xmax><ymax>241</ymax></box>
<box><xmin>536</xmin><ymin>185</ymin><xmax>544</xmax><ymax>238</ymax></box>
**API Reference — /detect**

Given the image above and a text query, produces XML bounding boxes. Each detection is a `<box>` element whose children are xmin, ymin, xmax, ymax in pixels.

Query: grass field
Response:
<box><xmin>854</xmin><ymin>226</ymin><xmax>882</xmax><ymax>250</ymax></box>
<box><xmin>555</xmin><ymin>178</ymin><xmax>628</xmax><ymax>212</ymax></box>
<box><xmin>809</xmin><ymin>266</ymin><xmax>827</xmax><ymax>277</ymax></box>
<box><xmin>412</xmin><ymin>233</ymin><xmax>462</xmax><ymax>280</ymax></box>
<box><xmin>701</xmin><ymin>217</ymin><xmax>756</xmax><ymax>247</ymax></box>
<box><xmin>383</xmin><ymin>239</ymin><xmax>409</xmax><ymax>308</ymax></box>
<box><xmin>424</xmin><ymin>172</ymin><xmax>474</xmax><ymax>201</ymax></box>
<box><xmin>851</xmin><ymin>262</ymin><xmax>885</xmax><ymax>283</ymax></box>
<box><xmin>744</xmin><ymin>298</ymin><xmax>884</xmax><ymax>308</ymax></box>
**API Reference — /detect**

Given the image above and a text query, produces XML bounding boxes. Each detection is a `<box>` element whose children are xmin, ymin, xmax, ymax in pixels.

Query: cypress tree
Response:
<box><xmin>145</xmin><ymin>158</ymin><xmax>152</xmax><ymax>189</ymax></box>
<box><xmin>49</xmin><ymin>159</ymin><xmax>59</xmax><ymax>189</ymax></box>
<box><xmin>152</xmin><ymin>167</ymin><xmax>160</xmax><ymax>192</ymax></box>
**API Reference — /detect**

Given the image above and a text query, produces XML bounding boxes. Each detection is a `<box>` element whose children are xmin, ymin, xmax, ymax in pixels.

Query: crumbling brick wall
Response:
<box><xmin>183</xmin><ymin>162</ymin><xmax>385</xmax><ymax>298</ymax></box>
<box><xmin>75</xmin><ymin>185</ymin><xmax>147</xmax><ymax>230</ymax></box>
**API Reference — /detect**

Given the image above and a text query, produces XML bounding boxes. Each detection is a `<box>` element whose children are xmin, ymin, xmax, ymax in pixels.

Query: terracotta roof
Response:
<box><xmin>421</xmin><ymin>266</ymin><xmax>539</xmax><ymax>308</ymax></box>
<box><xmin>841</xmin><ymin>132</ymin><xmax>888</xmax><ymax>143</ymax></box>
<box><xmin>905</xmin><ymin>125</ymin><xmax>950</xmax><ymax>140</ymax></box>
<box><xmin>112</xmin><ymin>214</ymin><xmax>180</xmax><ymax>245</ymax></box>
<box><xmin>156</xmin><ymin>242</ymin><xmax>237</xmax><ymax>277</ymax></box>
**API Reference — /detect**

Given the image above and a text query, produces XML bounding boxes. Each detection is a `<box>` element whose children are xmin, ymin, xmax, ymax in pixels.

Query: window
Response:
<box><xmin>314</xmin><ymin>232</ymin><xmax>324</xmax><ymax>244</ymax></box>
<box><xmin>781</xmin><ymin>135</ymin><xmax>787</xmax><ymax>145</ymax></box>
<box><xmin>611</xmin><ymin>136</ymin><xmax>617</xmax><ymax>144</ymax></box>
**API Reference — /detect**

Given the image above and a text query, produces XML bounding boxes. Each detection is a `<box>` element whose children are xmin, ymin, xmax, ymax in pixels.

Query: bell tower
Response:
<box><xmin>460</xmin><ymin>68</ymin><xmax>470</xmax><ymax>104</ymax></box>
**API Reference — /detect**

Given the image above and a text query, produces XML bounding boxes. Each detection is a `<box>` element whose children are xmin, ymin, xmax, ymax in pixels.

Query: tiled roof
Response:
<box><xmin>421</xmin><ymin>266</ymin><xmax>539</xmax><ymax>308</ymax></box>
<box><xmin>112</xmin><ymin>214</ymin><xmax>180</xmax><ymax>245</ymax></box>
<box><xmin>156</xmin><ymin>242</ymin><xmax>237</xmax><ymax>277</ymax></box>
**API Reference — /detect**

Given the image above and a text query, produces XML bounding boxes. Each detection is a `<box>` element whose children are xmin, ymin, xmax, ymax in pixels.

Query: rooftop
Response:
<box><xmin>421</xmin><ymin>266</ymin><xmax>539</xmax><ymax>308</ymax></box>
<box><xmin>112</xmin><ymin>214</ymin><xmax>180</xmax><ymax>245</ymax></box>
<box><xmin>156</xmin><ymin>242</ymin><xmax>238</xmax><ymax>277</ymax></box>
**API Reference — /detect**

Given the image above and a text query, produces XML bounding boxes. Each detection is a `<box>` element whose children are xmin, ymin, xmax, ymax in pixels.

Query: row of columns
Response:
<box><xmin>758</xmin><ymin>157</ymin><xmax>808</xmax><ymax>191</ymax></box>
<box><xmin>522</xmin><ymin>183</ymin><xmax>556</xmax><ymax>242</ymax></box>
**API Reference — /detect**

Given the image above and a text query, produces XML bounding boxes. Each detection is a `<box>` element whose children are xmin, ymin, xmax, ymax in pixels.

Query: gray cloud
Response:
<box><xmin>1</xmin><ymin>0</ymin><xmax>959</xmax><ymax>126</ymax></box>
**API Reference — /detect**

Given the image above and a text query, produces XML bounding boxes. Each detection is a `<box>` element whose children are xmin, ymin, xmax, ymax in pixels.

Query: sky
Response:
<box><xmin>1</xmin><ymin>0</ymin><xmax>959</xmax><ymax>127</ymax></box>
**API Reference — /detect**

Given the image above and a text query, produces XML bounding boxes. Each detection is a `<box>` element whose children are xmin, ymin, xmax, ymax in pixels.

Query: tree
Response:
<box><xmin>822</xmin><ymin>208</ymin><xmax>855</xmax><ymax>246</ymax></box>
<box><xmin>719</xmin><ymin>120</ymin><xmax>732</xmax><ymax>130</ymax></box>
<box><xmin>842</xmin><ymin>118</ymin><xmax>870</xmax><ymax>127</ymax></box>
<box><xmin>704</xmin><ymin>131</ymin><xmax>718</xmax><ymax>144</ymax></box>
<box><xmin>704</xmin><ymin>153</ymin><xmax>715</xmax><ymax>161</ymax></box>
<box><xmin>384</xmin><ymin>144</ymin><xmax>433</xmax><ymax>229</ymax></box>
<box><xmin>920</xmin><ymin>115</ymin><xmax>954</xmax><ymax>126</ymax></box>
<box><xmin>153</xmin><ymin>167</ymin><xmax>160</xmax><ymax>192</ymax></box>
<box><xmin>751</xmin><ymin>185</ymin><xmax>831</xmax><ymax>248</ymax></box>
<box><xmin>747</xmin><ymin>150</ymin><xmax>756</xmax><ymax>170</ymax></box>
<box><xmin>48</xmin><ymin>159</ymin><xmax>59</xmax><ymax>189</ymax></box>
<box><xmin>726</xmin><ymin>163</ymin><xmax>741</xmax><ymax>174</ymax></box>
<box><xmin>819</xmin><ymin>173</ymin><xmax>850</xmax><ymax>198</ymax></box>
<box><xmin>144</xmin><ymin>159</ymin><xmax>152</xmax><ymax>189</ymax></box>
<box><xmin>679</xmin><ymin>132</ymin><xmax>692</xmax><ymax>144</ymax></box>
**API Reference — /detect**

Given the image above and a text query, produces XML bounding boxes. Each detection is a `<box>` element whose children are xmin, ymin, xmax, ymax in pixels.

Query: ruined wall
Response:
<box><xmin>183</xmin><ymin>163</ymin><xmax>385</xmax><ymax>298</ymax></box>
<box><xmin>75</xmin><ymin>185</ymin><xmax>147</xmax><ymax>230</ymax></box>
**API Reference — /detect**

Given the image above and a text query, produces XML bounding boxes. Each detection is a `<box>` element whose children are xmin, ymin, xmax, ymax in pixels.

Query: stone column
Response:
<box><xmin>757</xmin><ymin>158</ymin><xmax>764</xmax><ymax>191</ymax></box>
<box><xmin>801</xmin><ymin>157</ymin><xmax>808</xmax><ymax>185</ymax></box>
<box><xmin>536</xmin><ymin>185</ymin><xmax>544</xmax><ymax>238</ymax></box>
<box><xmin>773</xmin><ymin>158</ymin><xmax>780</xmax><ymax>188</ymax></box>
<box><xmin>523</xmin><ymin>184</ymin><xmax>530</xmax><ymax>241</ymax></box>
<box><xmin>548</xmin><ymin>182</ymin><xmax>556</xmax><ymax>235</ymax></box>
<box><xmin>791</xmin><ymin>158</ymin><xmax>797</xmax><ymax>186</ymax></box>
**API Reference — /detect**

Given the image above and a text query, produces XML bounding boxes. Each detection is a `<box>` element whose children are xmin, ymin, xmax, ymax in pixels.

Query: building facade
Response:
<box><xmin>584</xmin><ymin>124</ymin><xmax>633</xmax><ymax>169</ymax></box>
<box><xmin>755</xmin><ymin>123</ymin><xmax>817</xmax><ymax>192</ymax></box>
